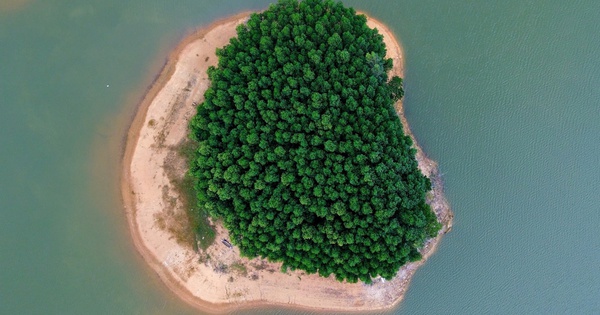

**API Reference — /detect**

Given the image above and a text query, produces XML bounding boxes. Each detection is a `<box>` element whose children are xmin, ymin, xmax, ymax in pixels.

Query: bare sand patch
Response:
<box><xmin>121</xmin><ymin>12</ymin><xmax>453</xmax><ymax>313</ymax></box>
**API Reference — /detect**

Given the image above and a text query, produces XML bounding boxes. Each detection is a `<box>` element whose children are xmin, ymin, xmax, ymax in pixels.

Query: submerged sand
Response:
<box><xmin>0</xmin><ymin>0</ymin><xmax>32</xmax><ymax>12</ymax></box>
<box><xmin>121</xmin><ymin>12</ymin><xmax>453</xmax><ymax>313</ymax></box>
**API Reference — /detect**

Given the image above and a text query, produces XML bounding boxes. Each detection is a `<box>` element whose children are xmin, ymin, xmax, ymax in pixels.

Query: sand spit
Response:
<box><xmin>121</xmin><ymin>12</ymin><xmax>453</xmax><ymax>313</ymax></box>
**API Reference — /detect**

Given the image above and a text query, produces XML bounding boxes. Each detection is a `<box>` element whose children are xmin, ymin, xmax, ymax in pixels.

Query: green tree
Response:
<box><xmin>190</xmin><ymin>0</ymin><xmax>440</xmax><ymax>284</ymax></box>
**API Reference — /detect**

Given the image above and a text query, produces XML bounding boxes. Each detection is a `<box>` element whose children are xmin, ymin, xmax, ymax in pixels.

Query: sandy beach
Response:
<box><xmin>121</xmin><ymin>11</ymin><xmax>453</xmax><ymax>313</ymax></box>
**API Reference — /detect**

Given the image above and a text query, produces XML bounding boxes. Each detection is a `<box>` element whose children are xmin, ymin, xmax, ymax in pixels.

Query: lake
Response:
<box><xmin>0</xmin><ymin>0</ymin><xmax>598</xmax><ymax>314</ymax></box>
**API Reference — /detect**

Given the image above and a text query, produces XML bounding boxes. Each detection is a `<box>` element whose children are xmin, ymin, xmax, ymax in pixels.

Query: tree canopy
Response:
<box><xmin>190</xmin><ymin>0</ymin><xmax>441</xmax><ymax>283</ymax></box>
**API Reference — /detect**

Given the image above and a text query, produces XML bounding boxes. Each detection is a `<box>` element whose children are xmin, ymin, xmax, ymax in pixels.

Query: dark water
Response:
<box><xmin>1</xmin><ymin>1</ymin><xmax>598</xmax><ymax>314</ymax></box>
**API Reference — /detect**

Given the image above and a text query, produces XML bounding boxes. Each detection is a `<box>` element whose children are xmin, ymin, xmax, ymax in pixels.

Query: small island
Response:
<box><xmin>122</xmin><ymin>0</ymin><xmax>452</xmax><ymax>312</ymax></box>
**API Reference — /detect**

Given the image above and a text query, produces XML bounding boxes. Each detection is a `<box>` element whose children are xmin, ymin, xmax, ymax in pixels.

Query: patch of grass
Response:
<box><xmin>155</xmin><ymin>129</ymin><xmax>167</xmax><ymax>147</ymax></box>
<box><xmin>250</xmin><ymin>260</ymin><xmax>268</xmax><ymax>271</ymax></box>
<box><xmin>162</xmin><ymin>137</ymin><xmax>216</xmax><ymax>251</ymax></box>
<box><xmin>230</xmin><ymin>261</ymin><xmax>248</xmax><ymax>277</ymax></box>
<box><xmin>154</xmin><ymin>184</ymin><xmax>197</xmax><ymax>246</ymax></box>
<box><xmin>178</xmin><ymin>139</ymin><xmax>215</xmax><ymax>248</ymax></box>
<box><xmin>198</xmin><ymin>252</ymin><xmax>210</xmax><ymax>264</ymax></box>
<box><xmin>154</xmin><ymin>213</ymin><xmax>166</xmax><ymax>230</ymax></box>
<box><xmin>176</xmin><ymin>170</ymin><xmax>216</xmax><ymax>250</ymax></box>
<box><xmin>176</xmin><ymin>136</ymin><xmax>199</xmax><ymax>160</ymax></box>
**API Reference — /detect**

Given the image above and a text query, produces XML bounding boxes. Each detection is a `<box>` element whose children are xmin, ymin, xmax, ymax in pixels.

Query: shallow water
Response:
<box><xmin>1</xmin><ymin>1</ymin><xmax>599</xmax><ymax>314</ymax></box>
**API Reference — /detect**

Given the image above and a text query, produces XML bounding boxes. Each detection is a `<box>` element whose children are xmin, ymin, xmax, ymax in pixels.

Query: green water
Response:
<box><xmin>1</xmin><ymin>1</ymin><xmax>598</xmax><ymax>314</ymax></box>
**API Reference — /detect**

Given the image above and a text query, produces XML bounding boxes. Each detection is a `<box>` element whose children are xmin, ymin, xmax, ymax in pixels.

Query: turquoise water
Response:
<box><xmin>1</xmin><ymin>1</ymin><xmax>598</xmax><ymax>314</ymax></box>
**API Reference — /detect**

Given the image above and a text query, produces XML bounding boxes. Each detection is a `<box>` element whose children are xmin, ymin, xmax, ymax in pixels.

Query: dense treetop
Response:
<box><xmin>190</xmin><ymin>0</ymin><xmax>440</xmax><ymax>283</ymax></box>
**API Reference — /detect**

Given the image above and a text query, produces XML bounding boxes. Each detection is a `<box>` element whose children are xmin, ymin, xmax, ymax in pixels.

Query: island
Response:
<box><xmin>121</xmin><ymin>0</ymin><xmax>453</xmax><ymax>312</ymax></box>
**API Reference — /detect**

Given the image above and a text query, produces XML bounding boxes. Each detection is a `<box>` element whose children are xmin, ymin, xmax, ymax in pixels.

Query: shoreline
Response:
<box><xmin>121</xmin><ymin>11</ymin><xmax>453</xmax><ymax>313</ymax></box>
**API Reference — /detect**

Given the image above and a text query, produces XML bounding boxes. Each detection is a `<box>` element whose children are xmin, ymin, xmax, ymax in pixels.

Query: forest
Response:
<box><xmin>190</xmin><ymin>0</ymin><xmax>441</xmax><ymax>283</ymax></box>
